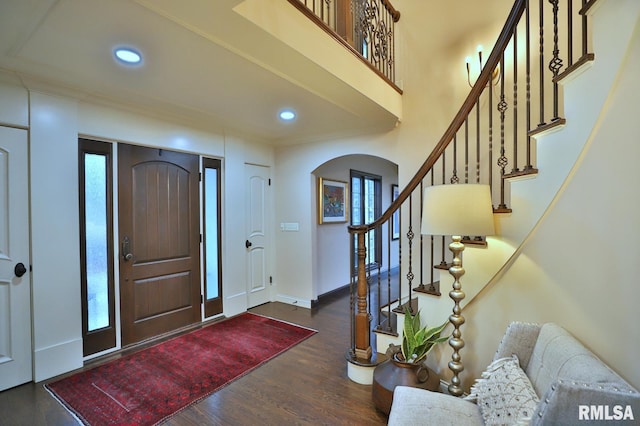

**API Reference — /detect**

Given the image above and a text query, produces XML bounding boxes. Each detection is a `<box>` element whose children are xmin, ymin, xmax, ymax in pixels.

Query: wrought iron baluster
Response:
<box><xmin>464</xmin><ymin>117</ymin><xmax>469</xmax><ymax>183</ymax></box>
<box><xmin>525</xmin><ymin>0</ymin><xmax>536</xmax><ymax>172</ymax></box>
<box><xmin>567</xmin><ymin>0</ymin><xmax>573</xmax><ymax>67</ymax></box>
<box><xmin>441</xmin><ymin>151</ymin><xmax>452</xmax><ymax>262</ymax></box>
<box><xmin>549</xmin><ymin>0</ymin><xmax>563</xmax><ymax>121</ymax></box>
<box><xmin>538</xmin><ymin>0</ymin><xmax>546</xmax><ymax>127</ymax></box>
<box><xmin>418</xmin><ymin>180</ymin><xmax>424</xmax><ymax>290</ymax></box>
<box><xmin>429</xmin><ymin>168</ymin><xmax>437</xmax><ymax>292</ymax></box>
<box><xmin>581</xmin><ymin>0</ymin><xmax>588</xmax><ymax>57</ymax></box>
<box><xmin>451</xmin><ymin>134</ymin><xmax>459</xmax><ymax>184</ymax></box>
<box><xmin>406</xmin><ymin>194</ymin><xmax>414</xmax><ymax>313</ymax></box>
<box><xmin>489</xmin><ymin>71</ymin><xmax>494</xmax><ymax>199</ymax></box>
<box><xmin>497</xmin><ymin>52</ymin><xmax>510</xmax><ymax>211</ymax></box>
<box><xmin>512</xmin><ymin>26</ymin><xmax>520</xmax><ymax>174</ymax></box>
<box><xmin>476</xmin><ymin>96</ymin><xmax>481</xmax><ymax>183</ymax></box>
<box><xmin>375</xmin><ymin>228</ymin><xmax>382</xmax><ymax>330</ymax></box>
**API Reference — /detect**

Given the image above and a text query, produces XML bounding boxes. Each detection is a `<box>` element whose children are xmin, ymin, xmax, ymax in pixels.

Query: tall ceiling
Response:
<box><xmin>0</xmin><ymin>0</ymin><xmax>508</xmax><ymax>145</ymax></box>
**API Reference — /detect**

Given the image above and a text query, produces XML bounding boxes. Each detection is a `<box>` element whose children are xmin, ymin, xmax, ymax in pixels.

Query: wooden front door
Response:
<box><xmin>118</xmin><ymin>145</ymin><xmax>201</xmax><ymax>346</ymax></box>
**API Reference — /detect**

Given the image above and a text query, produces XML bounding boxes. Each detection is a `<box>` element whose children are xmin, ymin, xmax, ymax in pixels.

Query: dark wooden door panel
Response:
<box><xmin>119</xmin><ymin>145</ymin><xmax>201</xmax><ymax>346</ymax></box>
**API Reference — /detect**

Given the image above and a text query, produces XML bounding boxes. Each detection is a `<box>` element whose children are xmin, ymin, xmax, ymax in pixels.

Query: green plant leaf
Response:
<box><xmin>401</xmin><ymin>308</ymin><xmax>450</xmax><ymax>362</ymax></box>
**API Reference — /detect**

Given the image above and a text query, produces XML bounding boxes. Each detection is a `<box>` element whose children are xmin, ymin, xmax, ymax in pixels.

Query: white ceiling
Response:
<box><xmin>0</xmin><ymin>0</ymin><xmax>508</xmax><ymax>145</ymax></box>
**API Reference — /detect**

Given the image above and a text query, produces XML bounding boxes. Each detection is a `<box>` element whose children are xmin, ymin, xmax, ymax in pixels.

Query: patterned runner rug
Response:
<box><xmin>46</xmin><ymin>313</ymin><xmax>316</xmax><ymax>425</ymax></box>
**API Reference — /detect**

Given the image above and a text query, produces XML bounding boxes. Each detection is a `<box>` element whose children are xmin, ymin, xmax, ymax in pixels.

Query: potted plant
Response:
<box><xmin>399</xmin><ymin>306</ymin><xmax>449</xmax><ymax>364</ymax></box>
<box><xmin>373</xmin><ymin>306</ymin><xmax>450</xmax><ymax>414</ymax></box>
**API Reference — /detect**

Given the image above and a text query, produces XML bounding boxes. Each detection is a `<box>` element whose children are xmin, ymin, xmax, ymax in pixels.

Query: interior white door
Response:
<box><xmin>245</xmin><ymin>164</ymin><xmax>271</xmax><ymax>308</ymax></box>
<box><xmin>0</xmin><ymin>126</ymin><xmax>31</xmax><ymax>391</ymax></box>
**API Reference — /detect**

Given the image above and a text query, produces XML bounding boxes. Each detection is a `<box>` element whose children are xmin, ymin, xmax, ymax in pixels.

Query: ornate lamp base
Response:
<box><xmin>447</xmin><ymin>235</ymin><xmax>466</xmax><ymax>397</ymax></box>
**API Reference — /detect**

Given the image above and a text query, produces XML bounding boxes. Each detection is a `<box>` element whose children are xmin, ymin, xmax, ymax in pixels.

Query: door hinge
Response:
<box><xmin>269</xmin><ymin>276</ymin><xmax>273</xmax><ymax>284</ymax></box>
<box><xmin>268</xmin><ymin>178</ymin><xmax>271</xmax><ymax>186</ymax></box>
<box><xmin>201</xmin><ymin>294</ymin><xmax>204</xmax><ymax>304</ymax></box>
<box><xmin>199</xmin><ymin>172</ymin><xmax>202</xmax><ymax>182</ymax></box>
<box><xmin>200</xmin><ymin>233</ymin><xmax>203</xmax><ymax>243</ymax></box>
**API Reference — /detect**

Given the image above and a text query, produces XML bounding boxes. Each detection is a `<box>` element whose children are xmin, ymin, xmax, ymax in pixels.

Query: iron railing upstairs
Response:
<box><xmin>347</xmin><ymin>0</ymin><xmax>597</xmax><ymax>367</ymax></box>
<box><xmin>287</xmin><ymin>0</ymin><xmax>401</xmax><ymax>91</ymax></box>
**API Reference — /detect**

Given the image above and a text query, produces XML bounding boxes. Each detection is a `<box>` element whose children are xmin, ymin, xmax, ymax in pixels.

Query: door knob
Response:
<box><xmin>14</xmin><ymin>262</ymin><xmax>27</xmax><ymax>278</ymax></box>
<box><xmin>245</xmin><ymin>240</ymin><xmax>252</xmax><ymax>249</ymax></box>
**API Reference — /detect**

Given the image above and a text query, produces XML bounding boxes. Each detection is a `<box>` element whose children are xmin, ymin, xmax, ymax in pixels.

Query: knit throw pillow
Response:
<box><xmin>464</xmin><ymin>354</ymin><xmax>539</xmax><ymax>426</ymax></box>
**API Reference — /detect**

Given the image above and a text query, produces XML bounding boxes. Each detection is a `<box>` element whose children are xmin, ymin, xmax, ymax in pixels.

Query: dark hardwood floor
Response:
<box><xmin>0</xmin><ymin>289</ymin><xmax>388</xmax><ymax>425</ymax></box>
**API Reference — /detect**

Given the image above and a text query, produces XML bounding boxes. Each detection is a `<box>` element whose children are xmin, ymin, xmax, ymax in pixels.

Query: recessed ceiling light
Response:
<box><xmin>114</xmin><ymin>47</ymin><xmax>142</xmax><ymax>65</ymax></box>
<box><xmin>279</xmin><ymin>110</ymin><xmax>296</xmax><ymax>121</ymax></box>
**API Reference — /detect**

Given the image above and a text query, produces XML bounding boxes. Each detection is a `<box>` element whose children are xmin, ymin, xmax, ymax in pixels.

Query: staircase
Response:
<box><xmin>347</xmin><ymin>0</ymin><xmax>640</xmax><ymax>388</ymax></box>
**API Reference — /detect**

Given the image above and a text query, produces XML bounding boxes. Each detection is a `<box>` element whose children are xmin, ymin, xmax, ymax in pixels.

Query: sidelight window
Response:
<box><xmin>203</xmin><ymin>158</ymin><xmax>223</xmax><ymax>318</ymax></box>
<box><xmin>79</xmin><ymin>139</ymin><xmax>115</xmax><ymax>356</ymax></box>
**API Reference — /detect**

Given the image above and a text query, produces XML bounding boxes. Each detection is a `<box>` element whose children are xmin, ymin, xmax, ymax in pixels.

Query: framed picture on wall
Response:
<box><xmin>318</xmin><ymin>178</ymin><xmax>349</xmax><ymax>224</ymax></box>
<box><xmin>391</xmin><ymin>184</ymin><xmax>400</xmax><ymax>240</ymax></box>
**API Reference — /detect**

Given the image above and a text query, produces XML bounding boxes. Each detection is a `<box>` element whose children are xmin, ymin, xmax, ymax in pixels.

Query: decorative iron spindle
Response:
<box><xmin>525</xmin><ymin>0</ymin><xmax>536</xmax><ymax>171</ymax></box>
<box><xmin>440</xmin><ymin>153</ymin><xmax>447</xmax><ymax>268</ymax></box>
<box><xmin>497</xmin><ymin>52</ymin><xmax>510</xmax><ymax>211</ymax></box>
<box><xmin>427</xmin><ymin>168</ymin><xmax>437</xmax><ymax>292</ymax></box>
<box><xmin>418</xmin><ymin>180</ymin><xmax>424</xmax><ymax>290</ymax></box>
<box><xmin>464</xmin><ymin>117</ymin><xmax>469</xmax><ymax>183</ymax></box>
<box><xmin>538</xmin><ymin>0</ymin><xmax>546</xmax><ymax>127</ymax></box>
<box><xmin>512</xmin><ymin>26</ymin><xmax>520</xmax><ymax>174</ymax></box>
<box><xmin>451</xmin><ymin>134</ymin><xmax>459</xmax><ymax>184</ymax></box>
<box><xmin>476</xmin><ymin>98</ymin><xmax>481</xmax><ymax>183</ymax></box>
<box><xmin>489</xmin><ymin>72</ymin><xmax>494</xmax><ymax>198</ymax></box>
<box><xmin>385</xmin><ymin>223</ymin><xmax>392</xmax><ymax>331</ymax></box>
<box><xmin>405</xmin><ymin>195</ymin><xmax>415</xmax><ymax>313</ymax></box>
<box><xmin>581</xmin><ymin>0</ymin><xmax>588</xmax><ymax>57</ymax></box>
<box><xmin>568</xmin><ymin>0</ymin><xmax>573</xmax><ymax>66</ymax></box>
<box><xmin>375</xmin><ymin>238</ymin><xmax>382</xmax><ymax>329</ymax></box>
<box><xmin>549</xmin><ymin>0</ymin><xmax>563</xmax><ymax>121</ymax></box>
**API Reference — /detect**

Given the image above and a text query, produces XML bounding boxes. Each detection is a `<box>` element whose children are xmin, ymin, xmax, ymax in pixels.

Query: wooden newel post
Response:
<box><xmin>355</xmin><ymin>230</ymin><xmax>372</xmax><ymax>360</ymax></box>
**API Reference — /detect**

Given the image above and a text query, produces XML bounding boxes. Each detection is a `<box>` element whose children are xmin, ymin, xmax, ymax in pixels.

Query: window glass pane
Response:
<box><xmin>84</xmin><ymin>153</ymin><xmax>109</xmax><ymax>331</ymax></box>
<box><xmin>204</xmin><ymin>167</ymin><xmax>219</xmax><ymax>300</ymax></box>
<box><xmin>351</xmin><ymin>177</ymin><xmax>361</xmax><ymax>225</ymax></box>
<box><xmin>364</xmin><ymin>178</ymin><xmax>375</xmax><ymax>224</ymax></box>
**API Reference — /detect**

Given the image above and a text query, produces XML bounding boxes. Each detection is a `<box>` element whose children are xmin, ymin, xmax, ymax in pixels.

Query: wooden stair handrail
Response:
<box><xmin>348</xmin><ymin>0</ymin><xmax>527</xmax><ymax>235</ymax></box>
<box><xmin>381</xmin><ymin>0</ymin><xmax>401</xmax><ymax>22</ymax></box>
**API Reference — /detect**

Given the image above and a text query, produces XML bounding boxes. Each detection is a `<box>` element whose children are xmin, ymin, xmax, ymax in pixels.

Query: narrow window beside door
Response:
<box><xmin>203</xmin><ymin>158</ymin><xmax>223</xmax><ymax>318</ymax></box>
<box><xmin>79</xmin><ymin>139</ymin><xmax>115</xmax><ymax>356</ymax></box>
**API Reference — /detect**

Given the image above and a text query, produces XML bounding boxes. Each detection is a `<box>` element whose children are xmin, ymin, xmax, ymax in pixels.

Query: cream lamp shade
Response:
<box><xmin>421</xmin><ymin>184</ymin><xmax>495</xmax><ymax>237</ymax></box>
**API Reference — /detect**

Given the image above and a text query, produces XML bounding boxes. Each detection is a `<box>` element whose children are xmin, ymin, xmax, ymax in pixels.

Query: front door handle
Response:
<box><xmin>122</xmin><ymin>236</ymin><xmax>133</xmax><ymax>261</ymax></box>
<box><xmin>245</xmin><ymin>239</ymin><xmax>252</xmax><ymax>249</ymax></box>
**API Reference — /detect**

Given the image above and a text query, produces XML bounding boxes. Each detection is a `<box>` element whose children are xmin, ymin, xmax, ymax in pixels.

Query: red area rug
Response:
<box><xmin>45</xmin><ymin>313</ymin><xmax>316</xmax><ymax>425</ymax></box>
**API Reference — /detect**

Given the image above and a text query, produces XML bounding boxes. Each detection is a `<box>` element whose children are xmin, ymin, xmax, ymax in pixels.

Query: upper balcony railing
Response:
<box><xmin>288</xmin><ymin>0</ymin><xmax>402</xmax><ymax>92</ymax></box>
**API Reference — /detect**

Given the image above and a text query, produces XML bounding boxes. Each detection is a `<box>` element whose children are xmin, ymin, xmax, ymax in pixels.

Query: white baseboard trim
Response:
<box><xmin>275</xmin><ymin>294</ymin><xmax>312</xmax><ymax>309</ymax></box>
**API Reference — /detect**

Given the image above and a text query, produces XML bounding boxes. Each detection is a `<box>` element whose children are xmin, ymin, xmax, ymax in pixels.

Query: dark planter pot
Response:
<box><xmin>372</xmin><ymin>353</ymin><xmax>440</xmax><ymax>415</ymax></box>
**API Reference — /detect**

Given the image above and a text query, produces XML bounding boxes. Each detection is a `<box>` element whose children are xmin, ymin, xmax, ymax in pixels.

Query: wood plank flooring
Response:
<box><xmin>0</xmin><ymin>289</ymin><xmax>388</xmax><ymax>425</ymax></box>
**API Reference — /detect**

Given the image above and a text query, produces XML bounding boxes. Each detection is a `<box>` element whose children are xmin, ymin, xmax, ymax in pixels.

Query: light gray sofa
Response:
<box><xmin>388</xmin><ymin>322</ymin><xmax>640</xmax><ymax>425</ymax></box>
